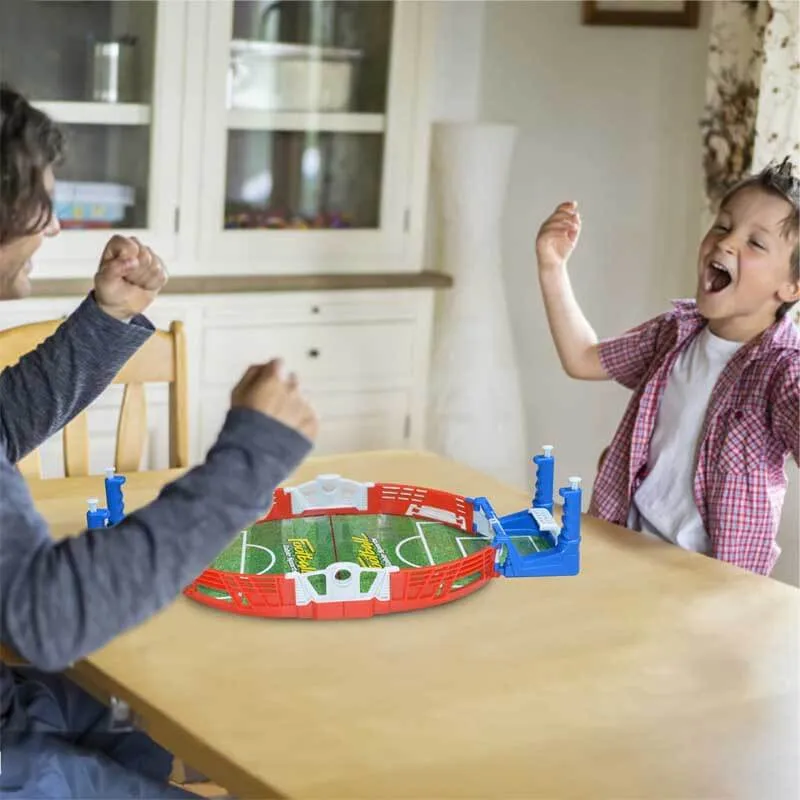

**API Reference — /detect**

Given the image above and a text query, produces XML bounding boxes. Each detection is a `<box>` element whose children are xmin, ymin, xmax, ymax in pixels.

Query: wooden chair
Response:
<box><xmin>0</xmin><ymin>317</ymin><xmax>214</xmax><ymax>793</ymax></box>
<box><xmin>0</xmin><ymin>318</ymin><xmax>189</xmax><ymax>477</ymax></box>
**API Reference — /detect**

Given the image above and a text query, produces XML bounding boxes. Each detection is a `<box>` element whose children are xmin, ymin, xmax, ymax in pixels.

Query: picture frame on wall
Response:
<box><xmin>581</xmin><ymin>1</ymin><xmax>700</xmax><ymax>28</ymax></box>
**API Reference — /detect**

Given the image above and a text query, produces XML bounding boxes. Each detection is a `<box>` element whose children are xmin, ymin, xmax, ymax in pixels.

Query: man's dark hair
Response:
<box><xmin>720</xmin><ymin>156</ymin><xmax>800</xmax><ymax>320</ymax></box>
<box><xmin>0</xmin><ymin>83</ymin><xmax>64</xmax><ymax>245</ymax></box>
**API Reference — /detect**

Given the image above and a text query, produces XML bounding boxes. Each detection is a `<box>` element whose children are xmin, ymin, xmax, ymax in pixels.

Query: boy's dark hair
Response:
<box><xmin>0</xmin><ymin>83</ymin><xmax>64</xmax><ymax>245</ymax></box>
<box><xmin>720</xmin><ymin>156</ymin><xmax>800</xmax><ymax>320</ymax></box>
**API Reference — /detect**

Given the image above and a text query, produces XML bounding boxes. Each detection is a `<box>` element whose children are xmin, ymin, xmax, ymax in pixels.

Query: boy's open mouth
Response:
<box><xmin>703</xmin><ymin>260</ymin><xmax>733</xmax><ymax>293</ymax></box>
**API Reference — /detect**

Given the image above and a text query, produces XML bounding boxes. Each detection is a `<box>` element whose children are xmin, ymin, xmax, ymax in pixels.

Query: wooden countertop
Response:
<box><xmin>30</xmin><ymin>271</ymin><xmax>453</xmax><ymax>297</ymax></box>
<box><xmin>21</xmin><ymin>450</ymin><xmax>800</xmax><ymax>799</ymax></box>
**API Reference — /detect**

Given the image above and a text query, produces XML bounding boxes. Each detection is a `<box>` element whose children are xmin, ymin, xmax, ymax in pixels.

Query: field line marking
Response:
<box><xmin>239</xmin><ymin>530</ymin><xmax>248</xmax><ymax>574</ymax></box>
<box><xmin>243</xmin><ymin>543</ymin><xmax>276</xmax><ymax>575</ymax></box>
<box><xmin>415</xmin><ymin>522</ymin><xmax>436</xmax><ymax>566</ymax></box>
<box><xmin>395</xmin><ymin>536</ymin><xmax>422</xmax><ymax>568</ymax></box>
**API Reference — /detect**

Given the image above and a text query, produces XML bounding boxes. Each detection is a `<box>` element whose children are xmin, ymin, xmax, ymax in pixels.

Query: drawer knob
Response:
<box><xmin>311</xmin><ymin>305</ymin><xmax>320</xmax><ymax>314</ymax></box>
<box><xmin>307</xmin><ymin>348</ymin><xmax>320</xmax><ymax>358</ymax></box>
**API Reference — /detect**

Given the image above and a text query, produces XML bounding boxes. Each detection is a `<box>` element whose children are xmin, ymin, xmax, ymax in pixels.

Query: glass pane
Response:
<box><xmin>1</xmin><ymin>0</ymin><xmax>157</xmax><ymax>231</ymax></box>
<box><xmin>225</xmin><ymin>130</ymin><xmax>383</xmax><ymax>230</ymax></box>
<box><xmin>0</xmin><ymin>0</ymin><xmax>156</xmax><ymax>103</ymax></box>
<box><xmin>54</xmin><ymin>125</ymin><xmax>150</xmax><ymax>230</ymax></box>
<box><xmin>228</xmin><ymin>1</ymin><xmax>393</xmax><ymax>113</ymax></box>
<box><xmin>225</xmin><ymin>1</ymin><xmax>393</xmax><ymax>232</ymax></box>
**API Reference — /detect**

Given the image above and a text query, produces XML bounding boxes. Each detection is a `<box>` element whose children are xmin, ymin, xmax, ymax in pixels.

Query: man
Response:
<box><xmin>0</xmin><ymin>84</ymin><xmax>317</xmax><ymax>797</ymax></box>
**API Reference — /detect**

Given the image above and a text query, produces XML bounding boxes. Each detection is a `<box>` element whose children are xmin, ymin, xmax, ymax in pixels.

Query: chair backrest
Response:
<box><xmin>0</xmin><ymin>318</ymin><xmax>189</xmax><ymax>478</ymax></box>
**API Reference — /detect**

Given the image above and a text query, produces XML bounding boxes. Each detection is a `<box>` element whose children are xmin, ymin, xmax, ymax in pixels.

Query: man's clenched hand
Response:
<box><xmin>94</xmin><ymin>235</ymin><xmax>167</xmax><ymax>320</ymax></box>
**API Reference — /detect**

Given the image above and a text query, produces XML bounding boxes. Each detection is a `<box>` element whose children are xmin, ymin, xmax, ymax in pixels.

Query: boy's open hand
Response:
<box><xmin>231</xmin><ymin>359</ymin><xmax>318</xmax><ymax>442</ymax></box>
<box><xmin>94</xmin><ymin>235</ymin><xmax>168</xmax><ymax>320</ymax></box>
<box><xmin>536</xmin><ymin>201</ymin><xmax>581</xmax><ymax>271</ymax></box>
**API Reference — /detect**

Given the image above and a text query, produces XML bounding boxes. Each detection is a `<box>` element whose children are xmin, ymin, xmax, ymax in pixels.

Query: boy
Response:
<box><xmin>535</xmin><ymin>158</ymin><xmax>799</xmax><ymax>575</ymax></box>
<box><xmin>0</xmin><ymin>84</ymin><xmax>317</xmax><ymax>797</ymax></box>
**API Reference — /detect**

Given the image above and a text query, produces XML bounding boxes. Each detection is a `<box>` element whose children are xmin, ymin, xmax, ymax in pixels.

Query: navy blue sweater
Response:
<box><xmin>0</xmin><ymin>294</ymin><xmax>311</xmax><ymax>726</ymax></box>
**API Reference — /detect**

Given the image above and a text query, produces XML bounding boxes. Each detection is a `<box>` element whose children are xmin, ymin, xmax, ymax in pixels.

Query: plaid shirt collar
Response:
<box><xmin>669</xmin><ymin>299</ymin><xmax>800</xmax><ymax>359</ymax></box>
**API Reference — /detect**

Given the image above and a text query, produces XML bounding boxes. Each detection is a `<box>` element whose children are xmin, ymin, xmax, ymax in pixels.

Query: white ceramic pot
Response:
<box><xmin>227</xmin><ymin>41</ymin><xmax>360</xmax><ymax>112</ymax></box>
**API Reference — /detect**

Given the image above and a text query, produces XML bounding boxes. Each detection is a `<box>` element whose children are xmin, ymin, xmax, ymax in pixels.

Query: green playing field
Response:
<box><xmin>198</xmin><ymin>514</ymin><xmax>553</xmax><ymax>600</ymax></box>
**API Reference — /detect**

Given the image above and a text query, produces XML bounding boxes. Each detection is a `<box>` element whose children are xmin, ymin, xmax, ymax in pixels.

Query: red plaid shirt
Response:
<box><xmin>590</xmin><ymin>300</ymin><xmax>799</xmax><ymax>575</ymax></box>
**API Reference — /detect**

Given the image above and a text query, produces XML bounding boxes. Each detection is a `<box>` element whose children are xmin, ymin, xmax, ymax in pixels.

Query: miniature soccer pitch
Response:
<box><xmin>200</xmin><ymin>514</ymin><xmax>554</xmax><ymax>599</ymax></box>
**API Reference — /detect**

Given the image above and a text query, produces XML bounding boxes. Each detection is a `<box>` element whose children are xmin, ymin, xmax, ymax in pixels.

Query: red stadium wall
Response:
<box><xmin>184</xmin><ymin>482</ymin><xmax>492</xmax><ymax>620</ymax></box>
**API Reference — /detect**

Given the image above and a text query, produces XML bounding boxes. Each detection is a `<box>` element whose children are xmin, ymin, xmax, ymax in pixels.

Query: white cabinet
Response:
<box><xmin>2</xmin><ymin>0</ymin><xmax>186</xmax><ymax>269</ymax></box>
<box><xmin>1</xmin><ymin>1</ymin><xmax>442</xmax><ymax>470</ymax></box>
<box><xmin>8</xmin><ymin>0</ymin><xmax>438</xmax><ymax>279</ymax></box>
<box><xmin>197</xmin><ymin>386</ymin><xmax>411</xmax><ymax>462</ymax></box>
<box><xmin>0</xmin><ymin>290</ymin><xmax>433</xmax><ymax>477</ymax></box>
<box><xmin>194</xmin><ymin>289</ymin><xmax>432</xmax><ymax>461</ymax></box>
<box><xmin>194</xmin><ymin>0</ymin><xmax>430</xmax><ymax>274</ymax></box>
<box><xmin>201</xmin><ymin>321</ymin><xmax>416</xmax><ymax>388</ymax></box>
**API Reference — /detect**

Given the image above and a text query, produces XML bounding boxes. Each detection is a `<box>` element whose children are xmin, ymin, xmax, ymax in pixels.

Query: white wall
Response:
<box><xmin>423</xmin><ymin>0</ymin><xmax>487</xmax><ymax>270</ymax></box>
<box><xmin>781</xmin><ymin>464</ymin><xmax>799</xmax><ymax>585</ymax></box>
<box><xmin>428</xmin><ymin>0</ymin><xmax>486</xmax><ymax>121</ymax></box>
<box><xmin>478</xmin><ymin>0</ymin><xmax>708</xmax><ymax>483</ymax></box>
<box><xmin>467</xmin><ymin>0</ymin><xmax>798</xmax><ymax>584</ymax></box>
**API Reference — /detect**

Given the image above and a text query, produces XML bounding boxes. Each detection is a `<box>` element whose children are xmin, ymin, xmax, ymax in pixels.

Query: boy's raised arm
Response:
<box><xmin>536</xmin><ymin>202</ymin><xmax>609</xmax><ymax>380</ymax></box>
<box><xmin>536</xmin><ymin>202</ymin><xmax>671</xmax><ymax>391</ymax></box>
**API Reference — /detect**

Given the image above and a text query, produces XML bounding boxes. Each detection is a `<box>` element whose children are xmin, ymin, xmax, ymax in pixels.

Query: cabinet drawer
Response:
<box><xmin>199</xmin><ymin>388</ymin><xmax>409</xmax><ymax>459</ymax></box>
<box><xmin>201</xmin><ymin>322</ymin><xmax>416</xmax><ymax>387</ymax></box>
<box><xmin>201</xmin><ymin>293</ymin><xmax>420</xmax><ymax>326</ymax></box>
<box><xmin>314</xmin><ymin>414</ymin><xmax>407</xmax><ymax>456</ymax></box>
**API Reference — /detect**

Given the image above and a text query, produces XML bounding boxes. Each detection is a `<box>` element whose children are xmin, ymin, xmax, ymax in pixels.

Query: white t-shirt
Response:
<box><xmin>627</xmin><ymin>326</ymin><xmax>743</xmax><ymax>553</ymax></box>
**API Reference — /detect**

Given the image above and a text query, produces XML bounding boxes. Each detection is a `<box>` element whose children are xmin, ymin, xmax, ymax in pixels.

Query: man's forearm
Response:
<box><xmin>0</xmin><ymin>408</ymin><xmax>311</xmax><ymax>672</ymax></box>
<box><xmin>0</xmin><ymin>293</ymin><xmax>152</xmax><ymax>462</ymax></box>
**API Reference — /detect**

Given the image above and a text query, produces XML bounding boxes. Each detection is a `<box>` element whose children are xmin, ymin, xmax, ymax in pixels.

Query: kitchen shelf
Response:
<box><xmin>32</xmin><ymin>102</ymin><xmax>151</xmax><ymax>126</ymax></box>
<box><xmin>225</xmin><ymin>110</ymin><xmax>385</xmax><ymax>133</ymax></box>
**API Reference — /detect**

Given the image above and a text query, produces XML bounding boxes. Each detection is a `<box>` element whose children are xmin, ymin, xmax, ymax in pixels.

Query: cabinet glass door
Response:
<box><xmin>201</xmin><ymin>0</ymin><xmax>419</xmax><ymax>272</ymax></box>
<box><xmin>224</xmin><ymin>0</ymin><xmax>392</xmax><ymax>232</ymax></box>
<box><xmin>0</xmin><ymin>0</ymin><xmax>183</xmax><ymax>270</ymax></box>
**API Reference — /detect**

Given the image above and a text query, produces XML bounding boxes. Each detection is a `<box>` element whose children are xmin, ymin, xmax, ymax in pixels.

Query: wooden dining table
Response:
<box><xmin>19</xmin><ymin>449</ymin><xmax>800</xmax><ymax>799</ymax></box>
